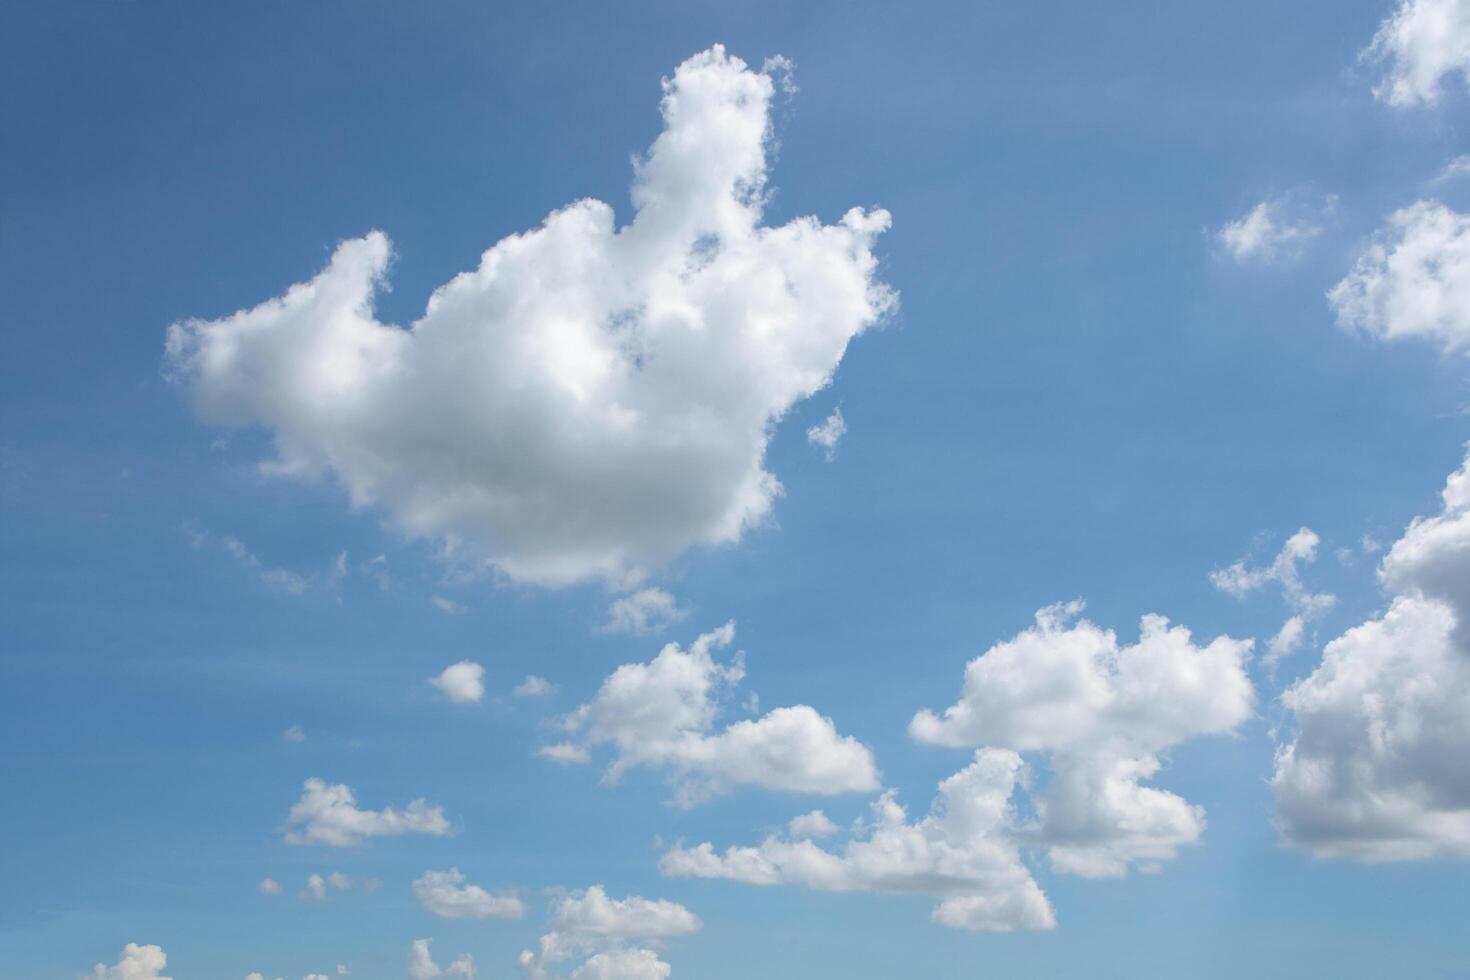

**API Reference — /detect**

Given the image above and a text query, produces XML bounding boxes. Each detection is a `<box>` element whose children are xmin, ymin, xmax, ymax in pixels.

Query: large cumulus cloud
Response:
<box><xmin>164</xmin><ymin>46</ymin><xmax>894</xmax><ymax>586</ymax></box>
<box><xmin>1275</xmin><ymin>449</ymin><xmax>1470</xmax><ymax>859</ymax></box>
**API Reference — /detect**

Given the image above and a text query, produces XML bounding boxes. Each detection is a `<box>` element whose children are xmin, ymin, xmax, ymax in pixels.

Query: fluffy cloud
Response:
<box><xmin>258</xmin><ymin>877</ymin><xmax>283</xmax><ymax>895</ymax></box>
<box><xmin>282</xmin><ymin>778</ymin><xmax>450</xmax><ymax>846</ymax></box>
<box><xmin>601</xmin><ymin>588</ymin><xmax>687</xmax><ymax>636</ymax></box>
<box><xmin>1330</xmin><ymin>201</ymin><xmax>1470</xmax><ymax>354</ymax></box>
<box><xmin>661</xmin><ymin>748</ymin><xmax>1056</xmax><ymax>933</ymax></box>
<box><xmin>514</xmin><ymin>675</ymin><xmax>558</xmax><ymax>698</ymax></box>
<box><xmin>787</xmin><ymin>810</ymin><xmax>839</xmax><ymax>838</ymax></box>
<box><xmin>413</xmin><ymin>868</ymin><xmax>525</xmax><ymax>919</ymax></box>
<box><xmin>164</xmin><ymin>46</ymin><xmax>893</xmax><ymax>588</ymax></box>
<box><xmin>1216</xmin><ymin>200</ymin><xmax>1320</xmax><ymax>262</ymax></box>
<box><xmin>1275</xmin><ymin>449</ymin><xmax>1470</xmax><ymax>859</ymax></box>
<box><xmin>570</xmin><ymin>949</ymin><xmax>670</xmax><ymax>980</ymax></box>
<box><xmin>90</xmin><ymin>944</ymin><xmax>170</xmax><ymax>980</ymax></box>
<box><xmin>1367</xmin><ymin>0</ymin><xmax>1470</xmax><ymax>107</ymax></box>
<box><xmin>910</xmin><ymin>602</ymin><xmax>1254</xmax><ymax>877</ymax></box>
<box><xmin>428</xmin><ymin>661</ymin><xmax>486</xmax><ymax>703</ymax></box>
<box><xmin>1212</xmin><ymin>528</ymin><xmax>1336</xmax><ymax>666</ymax></box>
<box><xmin>519</xmin><ymin>886</ymin><xmax>698</xmax><ymax>980</ymax></box>
<box><xmin>540</xmin><ymin>623</ymin><xmax>878</xmax><ymax>804</ymax></box>
<box><xmin>806</xmin><ymin>408</ymin><xmax>846</xmax><ymax>460</ymax></box>
<box><xmin>409</xmin><ymin>939</ymin><xmax>475</xmax><ymax>980</ymax></box>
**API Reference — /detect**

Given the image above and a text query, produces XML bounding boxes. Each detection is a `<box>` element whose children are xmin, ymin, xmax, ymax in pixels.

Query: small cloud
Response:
<box><xmin>282</xmin><ymin>778</ymin><xmax>451</xmax><ymax>847</ymax></box>
<box><xmin>806</xmin><ymin>407</ymin><xmax>846</xmax><ymax>461</ymax></box>
<box><xmin>362</xmin><ymin>554</ymin><xmax>392</xmax><ymax>591</ymax></box>
<box><xmin>182</xmin><ymin>521</ymin><xmax>350</xmax><ymax>597</ymax></box>
<box><xmin>536</xmin><ymin>742</ymin><xmax>592</xmax><ymax>765</ymax></box>
<box><xmin>1215</xmin><ymin>198</ymin><xmax>1326</xmax><ymax>263</ymax></box>
<box><xmin>601</xmin><ymin>587</ymin><xmax>687</xmax><ymax>636</ymax></box>
<box><xmin>1212</xmin><ymin>528</ymin><xmax>1336</xmax><ymax>669</ymax></box>
<box><xmin>429</xmin><ymin>661</ymin><xmax>486</xmax><ymax>704</ymax></box>
<box><xmin>282</xmin><ymin>725</ymin><xmax>306</xmax><ymax>744</ymax></box>
<box><xmin>300</xmin><ymin>871</ymin><xmax>354</xmax><ymax>902</ymax></box>
<box><xmin>1433</xmin><ymin>153</ymin><xmax>1470</xmax><ymax>183</ymax></box>
<box><xmin>258</xmin><ymin>877</ymin><xmax>284</xmax><ymax>896</ymax></box>
<box><xmin>431</xmin><ymin>596</ymin><xmax>468</xmax><ymax>616</ymax></box>
<box><xmin>513</xmin><ymin>675</ymin><xmax>557</xmax><ymax>698</ymax></box>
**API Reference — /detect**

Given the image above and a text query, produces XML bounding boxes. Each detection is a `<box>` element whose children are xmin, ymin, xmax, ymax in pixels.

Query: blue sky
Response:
<box><xmin>5</xmin><ymin>1</ymin><xmax>1470</xmax><ymax>977</ymax></box>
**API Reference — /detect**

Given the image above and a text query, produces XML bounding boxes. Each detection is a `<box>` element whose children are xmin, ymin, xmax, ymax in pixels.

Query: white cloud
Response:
<box><xmin>165</xmin><ymin>46</ymin><xmax>894</xmax><ymax>588</ymax></box>
<box><xmin>1432</xmin><ymin>153</ymin><xmax>1470</xmax><ymax>183</ymax></box>
<box><xmin>519</xmin><ymin>887</ymin><xmax>698</xmax><ymax>980</ymax></box>
<box><xmin>1216</xmin><ymin>200</ymin><xmax>1321</xmax><ymax>263</ymax></box>
<box><xmin>282</xmin><ymin>777</ymin><xmax>451</xmax><ymax>847</ymax></box>
<box><xmin>1275</xmin><ymin>448</ymin><xmax>1470</xmax><ymax>859</ymax></box>
<box><xmin>910</xmin><ymin>602</ymin><xmax>1254</xmax><ymax>877</ymax></box>
<box><xmin>1267</xmin><ymin>615</ymin><xmax>1307</xmax><ymax>661</ymax></box>
<box><xmin>429</xmin><ymin>661</ymin><xmax>486</xmax><ymax>704</ymax></box>
<box><xmin>1330</xmin><ymin>200</ymin><xmax>1470</xmax><ymax>354</ymax></box>
<box><xmin>90</xmin><ymin>944</ymin><xmax>170</xmax><ymax>980</ymax></box>
<box><xmin>545</xmin><ymin>623</ymin><xmax>878</xmax><ymax>804</ymax></box>
<box><xmin>409</xmin><ymin>939</ymin><xmax>475</xmax><ymax>980</ymax></box>
<box><xmin>601</xmin><ymin>588</ymin><xmax>687</xmax><ymax>636</ymax></box>
<box><xmin>661</xmin><ymin>748</ymin><xmax>1056</xmax><ymax>933</ymax></box>
<box><xmin>413</xmin><ymin>867</ymin><xmax>526</xmax><ymax>919</ymax></box>
<box><xmin>258</xmin><ymin>877</ymin><xmax>283</xmax><ymax>896</ymax></box>
<box><xmin>300</xmin><ymin>871</ymin><xmax>354</xmax><ymax>902</ymax></box>
<box><xmin>183</xmin><ymin>521</ymin><xmax>347</xmax><ymax>596</ymax></box>
<box><xmin>570</xmin><ymin>949</ymin><xmax>670</xmax><ymax>980</ymax></box>
<box><xmin>515</xmin><ymin>675</ymin><xmax>558</xmax><ymax>698</ymax></box>
<box><xmin>431</xmin><ymin>596</ymin><xmax>468</xmax><ymax>616</ymax></box>
<box><xmin>282</xmin><ymin>725</ymin><xmax>306</xmax><ymax>744</ymax></box>
<box><xmin>1212</xmin><ymin>527</ymin><xmax>1336</xmax><ymax>667</ymax></box>
<box><xmin>1367</xmin><ymin>0</ymin><xmax>1470</xmax><ymax>107</ymax></box>
<box><xmin>806</xmin><ymin>408</ymin><xmax>846</xmax><ymax>460</ymax></box>
<box><xmin>787</xmin><ymin>810</ymin><xmax>839</xmax><ymax>838</ymax></box>
<box><xmin>537</xmin><ymin>742</ymin><xmax>592</xmax><ymax>765</ymax></box>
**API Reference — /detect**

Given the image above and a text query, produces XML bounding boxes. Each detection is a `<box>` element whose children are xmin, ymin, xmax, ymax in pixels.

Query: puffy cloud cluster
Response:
<box><xmin>663</xmin><ymin>605</ymin><xmax>1252</xmax><ymax>930</ymax></box>
<box><xmin>1216</xmin><ymin>200</ymin><xmax>1321</xmax><ymax>263</ymax></box>
<box><xmin>428</xmin><ymin>661</ymin><xmax>486</xmax><ymax>704</ymax></box>
<box><xmin>413</xmin><ymin>867</ymin><xmax>525</xmax><ymax>919</ymax></box>
<box><xmin>909</xmin><ymin>602</ymin><xmax>1254</xmax><ymax>878</ymax></box>
<box><xmin>519</xmin><ymin>886</ymin><xmax>699</xmax><ymax>980</ymax></box>
<box><xmin>662</xmin><ymin>748</ymin><xmax>1055</xmax><ymax>933</ymax></box>
<box><xmin>1366</xmin><ymin>0</ymin><xmax>1470</xmax><ymax>107</ymax></box>
<box><xmin>539</xmin><ymin>623</ymin><xmax>878</xmax><ymax>804</ymax></box>
<box><xmin>282</xmin><ymin>778</ymin><xmax>450</xmax><ymax>847</ymax></box>
<box><xmin>90</xmin><ymin>944</ymin><xmax>170</xmax><ymax>980</ymax></box>
<box><xmin>1212</xmin><ymin>528</ymin><xmax>1336</xmax><ymax>665</ymax></box>
<box><xmin>1330</xmin><ymin>201</ymin><xmax>1470</xmax><ymax>354</ymax></box>
<box><xmin>1275</xmin><ymin>449</ymin><xmax>1470</xmax><ymax>859</ymax></box>
<box><xmin>164</xmin><ymin>46</ymin><xmax>893</xmax><ymax>588</ymax></box>
<box><xmin>409</xmin><ymin>939</ymin><xmax>475</xmax><ymax>980</ymax></box>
